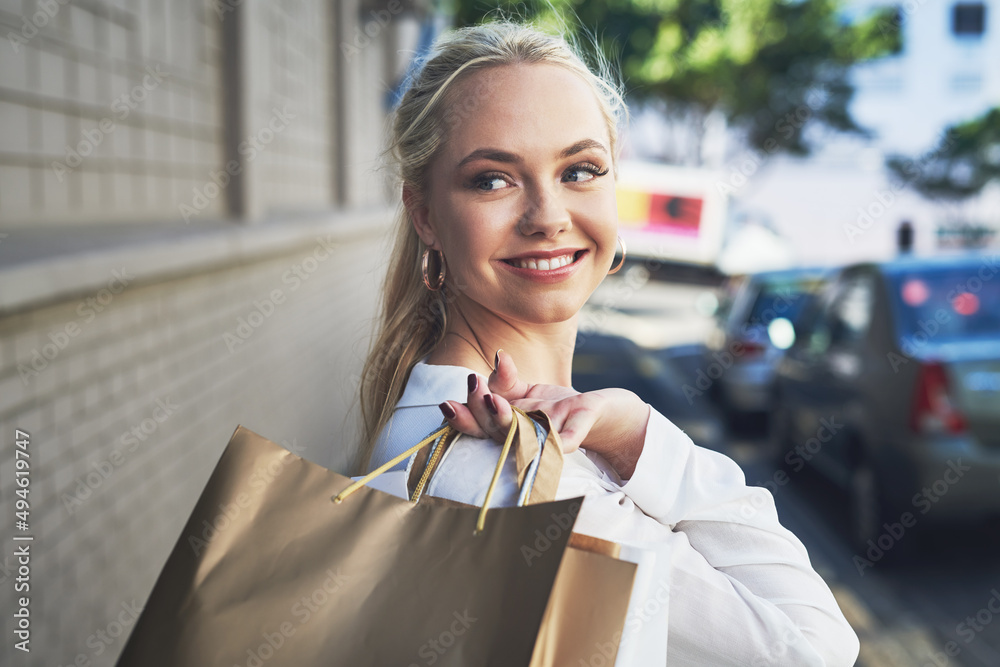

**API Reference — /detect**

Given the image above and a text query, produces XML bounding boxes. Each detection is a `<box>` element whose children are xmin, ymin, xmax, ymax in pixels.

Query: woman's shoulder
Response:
<box><xmin>369</xmin><ymin>360</ymin><xmax>525</xmax><ymax>506</ymax></box>
<box><xmin>368</xmin><ymin>360</ymin><xmax>479</xmax><ymax>472</ymax></box>
<box><xmin>395</xmin><ymin>359</ymin><xmax>477</xmax><ymax>409</ymax></box>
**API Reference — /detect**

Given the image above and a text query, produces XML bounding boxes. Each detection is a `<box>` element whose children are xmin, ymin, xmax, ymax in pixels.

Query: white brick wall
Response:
<box><xmin>0</xmin><ymin>0</ymin><xmax>409</xmax><ymax>661</ymax></box>
<box><xmin>240</xmin><ymin>0</ymin><xmax>337</xmax><ymax>216</ymax></box>
<box><xmin>0</xmin><ymin>0</ymin><xmax>229</xmax><ymax>226</ymax></box>
<box><xmin>0</xmin><ymin>0</ymin><xmax>398</xmax><ymax>226</ymax></box>
<box><xmin>0</xmin><ymin>227</ymin><xmax>388</xmax><ymax>665</ymax></box>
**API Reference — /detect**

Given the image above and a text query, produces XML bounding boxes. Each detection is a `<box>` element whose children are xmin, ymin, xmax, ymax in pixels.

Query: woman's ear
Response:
<box><xmin>403</xmin><ymin>183</ymin><xmax>437</xmax><ymax>248</ymax></box>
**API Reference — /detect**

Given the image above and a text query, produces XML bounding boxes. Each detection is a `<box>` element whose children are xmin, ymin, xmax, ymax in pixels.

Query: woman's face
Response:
<box><xmin>410</xmin><ymin>63</ymin><xmax>619</xmax><ymax>326</ymax></box>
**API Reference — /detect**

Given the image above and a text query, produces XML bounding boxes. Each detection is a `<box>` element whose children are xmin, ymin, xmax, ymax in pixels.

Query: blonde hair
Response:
<box><xmin>354</xmin><ymin>18</ymin><xmax>628</xmax><ymax>474</ymax></box>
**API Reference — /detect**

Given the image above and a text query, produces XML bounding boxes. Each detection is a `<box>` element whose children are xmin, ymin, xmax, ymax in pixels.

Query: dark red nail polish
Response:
<box><xmin>468</xmin><ymin>373</ymin><xmax>478</xmax><ymax>393</ymax></box>
<box><xmin>439</xmin><ymin>402</ymin><xmax>456</xmax><ymax>420</ymax></box>
<box><xmin>484</xmin><ymin>394</ymin><xmax>498</xmax><ymax>415</ymax></box>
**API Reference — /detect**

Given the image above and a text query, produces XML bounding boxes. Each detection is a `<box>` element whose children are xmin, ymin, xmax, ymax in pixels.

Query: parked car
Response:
<box><xmin>769</xmin><ymin>253</ymin><xmax>1000</xmax><ymax>553</ymax></box>
<box><xmin>572</xmin><ymin>334</ymin><xmax>722</xmax><ymax>451</ymax></box>
<box><xmin>703</xmin><ymin>267</ymin><xmax>830</xmax><ymax>424</ymax></box>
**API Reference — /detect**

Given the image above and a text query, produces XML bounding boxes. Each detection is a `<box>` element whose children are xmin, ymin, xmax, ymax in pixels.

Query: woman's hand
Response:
<box><xmin>438</xmin><ymin>350</ymin><xmax>650</xmax><ymax>480</ymax></box>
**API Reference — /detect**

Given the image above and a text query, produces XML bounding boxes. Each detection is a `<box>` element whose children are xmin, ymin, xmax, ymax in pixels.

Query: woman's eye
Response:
<box><xmin>475</xmin><ymin>175</ymin><xmax>510</xmax><ymax>192</ymax></box>
<box><xmin>564</xmin><ymin>164</ymin><xmax>608</xmax><ymax>183</ymax></box>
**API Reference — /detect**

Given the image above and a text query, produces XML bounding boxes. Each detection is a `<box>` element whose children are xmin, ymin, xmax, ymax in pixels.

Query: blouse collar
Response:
<box><xmin>395</xmin><ymin>360</ymin><xmax>481</xmax><ymax>409</ymax></box>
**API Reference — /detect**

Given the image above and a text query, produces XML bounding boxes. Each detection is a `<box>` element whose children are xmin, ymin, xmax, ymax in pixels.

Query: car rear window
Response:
<box><xmin>888</xmin><ymin>266</ymin><xmax>1000</xmax><ymax>344</ymax></box>
<box><xmin>748</xmin><ymin>286</ymin><xmax>817</xmax><ymax>326</ymax></box>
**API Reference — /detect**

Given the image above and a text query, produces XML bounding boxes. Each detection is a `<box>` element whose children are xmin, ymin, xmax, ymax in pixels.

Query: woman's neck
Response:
<box><xmin>425</xmin><ymin>305</ymin><xmax>577</xmax><ymax>387</ymax></box>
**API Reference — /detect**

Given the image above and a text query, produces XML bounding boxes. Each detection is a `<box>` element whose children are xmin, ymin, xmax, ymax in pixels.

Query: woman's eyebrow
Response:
<box><xmin>560</xmin><ymin>138</ymin><xmax>607</xmax><ymax>158</ymax></box>
<box><xmin>456</xmin><ymin>148</ymin><xmax>518</xmax><ymax>168</ymax></box>
<box><xmin>455</xmin><ymin>138</ymin><xmax>608</xmax><ymax>169</ymax></box>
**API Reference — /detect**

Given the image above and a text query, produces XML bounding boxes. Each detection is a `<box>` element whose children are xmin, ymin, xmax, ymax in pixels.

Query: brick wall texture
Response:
<box><xmin>0</xmin><ymin>0</ymin><xmax>402</xmax><ymax>662</ymax></box>
<box><xmin>0</xmin><ymin>231</ymin><xmax>386</xmax><ymax>665</ymax></box>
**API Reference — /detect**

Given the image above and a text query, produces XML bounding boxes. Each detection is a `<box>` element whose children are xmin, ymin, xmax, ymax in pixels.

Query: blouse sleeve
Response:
<box><xmin>619</xmin><ymin>408</ymin><xmax>860</xmax><ymax>666</ymax></box>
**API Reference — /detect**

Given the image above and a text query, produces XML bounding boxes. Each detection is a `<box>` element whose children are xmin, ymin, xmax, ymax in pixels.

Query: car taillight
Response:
<box><xmin>910</xmin><ymin>361</ymin><xmax>967</xmax><ymax>434</ymax></box>
<box><xmin>739</xmin><ymin>340</ymin><xmax>766</xmax><ymax>359</ymax></box>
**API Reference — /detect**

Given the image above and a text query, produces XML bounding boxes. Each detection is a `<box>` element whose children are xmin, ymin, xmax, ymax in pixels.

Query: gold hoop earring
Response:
<box><xmin>608</xmin><ymin>235</ymin><xmax>626</xmax><ymax>275</ymax></box>
<box><xmin>421</xmin><ymin>248</ymin><xmax>446</xmax><ymax>291</ymax></box>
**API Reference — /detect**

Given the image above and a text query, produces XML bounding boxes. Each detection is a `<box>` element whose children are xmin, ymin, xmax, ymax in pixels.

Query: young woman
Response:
<box><xmin>357</xmin><ymin>20</ymin><xmax>860</xmax><ymax>666</ymax></box>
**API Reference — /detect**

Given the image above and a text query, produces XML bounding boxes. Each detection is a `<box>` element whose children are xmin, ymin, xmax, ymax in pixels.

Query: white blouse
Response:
<box><xmin>369</xmin><ymin>360</ymin><xmax>860</xmax><ymax>666</ymax></box>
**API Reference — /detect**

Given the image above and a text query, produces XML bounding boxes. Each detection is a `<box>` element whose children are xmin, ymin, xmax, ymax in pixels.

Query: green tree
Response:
<box><xmin>451</xmin><ymin>0</ymin><xmax>900</xmax><ymax>162</ymax></box>
<box><xmin>886</xmin><ymin>107</ymin><xmax>1000</xmax><ymax>200</ymax></box>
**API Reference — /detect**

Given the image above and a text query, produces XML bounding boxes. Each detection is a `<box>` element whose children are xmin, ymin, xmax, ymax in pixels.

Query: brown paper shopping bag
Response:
<box><xmin>116</xmin><ymin>409</ymin><xmax>636</xmax><ymax>666</ymax></box>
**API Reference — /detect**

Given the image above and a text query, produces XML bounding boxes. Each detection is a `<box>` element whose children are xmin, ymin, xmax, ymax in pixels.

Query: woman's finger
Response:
<box><xmin>438</xmin><ymin>400</ymin><xmax>488</xmax><ymax>439</ymax></box>
<box><xmin>479</xmin><ymin>392</ymin><xmax>514</xmax><ymax>444</ymax></box>
<box><xmin>488</xmin><ymin>349</ymin><xmax>531</xmax><ymax>400</ymax></box>
<box><xmin>466</xmin><ymin>372</ymin><xmax>498</xmax><ymax>437</ymax></box>
<box><xmin>443</xmin><ymin>372</ymin><xmax>515</xmax><ymax>446</ymax></box>
<box><xmin>553</xmin><ymin>406</ymin><xmax>598</xmax><ymax>454</ymax></box>
<box><xmin>510</xmin><ymin>395</ymin><xmax>599</xmax><ymax>454</ymax></box>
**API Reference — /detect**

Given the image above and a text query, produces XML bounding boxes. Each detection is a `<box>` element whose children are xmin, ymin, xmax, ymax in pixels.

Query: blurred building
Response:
<box><xmin>0</xmin><ymin>1</ymin><xmax>437</xmax><ymax>664</ymax></box>
<box><xmin>733</xmin><ymin>0</ymin><xmax>1000</xmax><ymax>268</ymax></box>
<box><xmin>624</xmin><ymin>0</ymin><xmax>1000</xmax><ymax>271</ymax></box>
<box><xmin>850</xmin><ymin>0</ymin><xmax>1000</xmax><ymax>153</ymax></box>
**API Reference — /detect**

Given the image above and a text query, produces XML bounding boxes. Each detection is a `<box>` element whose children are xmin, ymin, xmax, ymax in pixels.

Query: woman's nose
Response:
<box><xmin>516</xmin><ymin>184</ymin><xmax>571</xmax><ymax>238</ymax></box>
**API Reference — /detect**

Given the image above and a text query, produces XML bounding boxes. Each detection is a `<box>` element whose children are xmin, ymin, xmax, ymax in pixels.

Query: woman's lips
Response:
<box><xmin>504</xmin><ymin>251</ymin><xmax>578</xmax><ymax>270</ymax></box>
<box><xmin>499</xmin><ymin>249</ymin><xmax>587</xmax><ymax>282</ymax></box>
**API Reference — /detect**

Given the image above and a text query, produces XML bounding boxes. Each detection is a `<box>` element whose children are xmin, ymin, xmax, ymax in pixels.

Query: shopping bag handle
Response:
<box><xmin>334</xmin><ymin>406</ymin><xmax>558</xmax><ymax>535</ymax></box>
<box><xmin>408</xmin><ymin>407</ymin><xmax>556</xmax><ymax>507</ymax></box>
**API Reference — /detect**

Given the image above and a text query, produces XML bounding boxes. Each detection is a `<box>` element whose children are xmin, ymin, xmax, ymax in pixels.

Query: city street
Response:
<box><xmin>578</xmin><ymin>270</ymin><xmax>1000</xmax><ymax>667</ymax></box>
<box><xmin>722</xmin><ymin>416</ymin><xmax>1000</xmax><ymax>667</ymax></box>
<box><xmin>4</xmin><ymin>2</ymin><xmax>996</xmax><ymax>663</ymax></box>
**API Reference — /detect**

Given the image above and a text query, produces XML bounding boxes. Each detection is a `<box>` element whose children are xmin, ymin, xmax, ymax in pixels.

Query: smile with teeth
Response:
<box><xmin>505</xmin><ymin>251</ymin><xmax>580</xmax><ymax>271</ymax></box>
